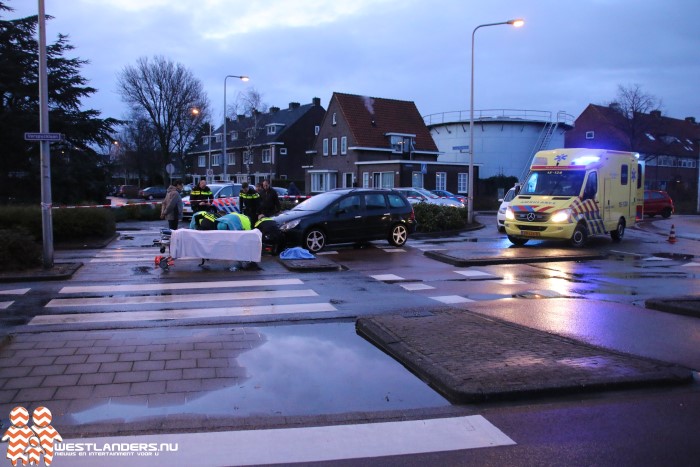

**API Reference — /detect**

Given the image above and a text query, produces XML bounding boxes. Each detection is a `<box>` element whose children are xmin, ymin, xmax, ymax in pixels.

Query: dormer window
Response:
<box><xmin>332</xmin><ymin>113</ymin><xmax>337</xmax><ymax>126</ymax></box>
<box><xmin>585</xmin><ymin>131</ymin><xmax>595</xmax><ymax>139</ymax></box>
<box><xmin>267</xmin><ymin>126</ymin><xmax>276</xmax><ymax>135</ymax></box>
<box><xmin>387</xmin><ymin>133</ymin><xmax>415</xmax><ymax>154</ymax></box>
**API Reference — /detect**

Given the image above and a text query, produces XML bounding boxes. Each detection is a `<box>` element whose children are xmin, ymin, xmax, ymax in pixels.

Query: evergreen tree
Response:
<box><xmin>0</xmin><ymin>1</ymin><xmax>119</xmax><ymax>204</ymax></box>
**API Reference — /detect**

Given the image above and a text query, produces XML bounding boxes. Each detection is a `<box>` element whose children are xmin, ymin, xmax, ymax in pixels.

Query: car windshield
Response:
<box><xmin>291</xmin><ymin>191</ymin><xmax>343</xmax><ymax>211</ymax></box>
<box><xmin>522</xmin><ymin>170</ymin><xmax>585</xmax><ymax>196</ymax></box>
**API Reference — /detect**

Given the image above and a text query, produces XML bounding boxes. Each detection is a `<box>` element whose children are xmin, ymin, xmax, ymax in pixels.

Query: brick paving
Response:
<box><xmin>357</xmin><ymin>308</ymin><xmax>694</xmax><ymax>403</ymax></box>
<box><xmin>0</xmin><ymin>326</ymin><xmax>265</xmax><ymax>428</ymax></box>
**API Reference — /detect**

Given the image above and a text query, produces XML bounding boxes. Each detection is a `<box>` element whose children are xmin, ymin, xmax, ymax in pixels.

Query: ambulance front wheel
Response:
<box><xmin>570</xmin><ymin>223</ymin><xmax>588</xmax><ymax>248</ymax></box>
<box><xmin>610</xmin><ymin>218</ymin><xmax>625</xmax><ymax>242</ymax></box>
<box><xmin>507</xmin><ymin>235</ymin><xmax>529</xmax><ymax>246</ymax></box>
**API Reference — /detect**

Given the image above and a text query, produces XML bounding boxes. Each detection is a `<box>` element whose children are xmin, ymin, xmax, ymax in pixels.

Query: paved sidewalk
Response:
<box><xmin>357</xmin><ymin>307</ymin><xmax>694</xmax><ymax>403</ymax></box>
<box><xmin>0</xmin><ymin>326</ymin><xmax>265</xmax><ymax>435</ymax></box>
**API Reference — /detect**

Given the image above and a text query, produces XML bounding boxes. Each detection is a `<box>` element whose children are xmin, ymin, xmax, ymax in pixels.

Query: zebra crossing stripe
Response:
<box><xmin>90</xmin><ymin>256</ymin><xmax>154</xmax><ymax>263</ymax></box>
<box><xmin>0</xmin><ymin>288</ymin><xmax>30</xmax><ymax>295</ymax></box>
<box><xmin>48</xmin><ymin>416</ymin><xmax>514</xmax><ymax>466</ymax></box>
<box><xmin>30</xmin><ymin>302</ymin><xmax>336</xmax><ymax>325</ymax></box>
<box><xmin>60</xmin><ymin>278</ymin><xmax>303</xmax><ymax>294</ymax></box>
<box><xmin>46</xmin><ymin>289</ymin><xmax>318</xmax><ymax>307</ymax></box>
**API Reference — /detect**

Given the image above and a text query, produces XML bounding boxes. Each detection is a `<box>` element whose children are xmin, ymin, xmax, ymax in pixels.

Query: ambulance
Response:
<box><xmin>504</xmin><ymin>148</ymin><xmax>644</xmax><ymax>247</ymax></box>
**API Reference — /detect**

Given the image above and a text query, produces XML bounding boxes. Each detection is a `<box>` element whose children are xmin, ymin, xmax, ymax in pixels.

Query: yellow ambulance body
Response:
<box><xmin>504</xmin><ymin>148</ymin><xmax>644</xmax><ymax>247</ymax></box>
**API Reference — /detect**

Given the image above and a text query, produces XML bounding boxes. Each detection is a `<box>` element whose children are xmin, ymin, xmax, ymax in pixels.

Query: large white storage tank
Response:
<box><xmin>424</xmin><ymin>109</ymin><xmax>574</xmax><ymax>181</ymax></box>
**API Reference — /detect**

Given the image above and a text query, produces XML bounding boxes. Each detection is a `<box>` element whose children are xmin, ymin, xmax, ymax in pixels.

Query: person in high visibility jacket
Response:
<box><xmin>217</xmin><ymin>212</ymin><xmax>251</xmax><ymax>231</ymax></box>
<box><xmin>190</xmin><ymin>179</ymin><xmax>213</xmax><ymax>213</ymax></box>
<box><xmin>239</xmin><ymin>181</ymin><xmax>260</xmax><ymax>224</ymax></box>
<box><xmin>190</xmin><ymin>210</ymin><xmax>219</xmax><ymax>230</ymax></box>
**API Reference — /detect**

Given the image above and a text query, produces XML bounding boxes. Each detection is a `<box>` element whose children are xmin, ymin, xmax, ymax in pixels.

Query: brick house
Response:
<box><xmin>305</xmin><ymin>92</ymin><xmax>471</xmax><ymax>194</ymax></box>
<box><xmin>188</xmin><ymin>98</ymin><xmax>325</xmax><ymax>186</ymax></box>
<box><xmin>566</xmin><ymin>104</ymin><xmax>700</xmax><ymax>211</ymax></box>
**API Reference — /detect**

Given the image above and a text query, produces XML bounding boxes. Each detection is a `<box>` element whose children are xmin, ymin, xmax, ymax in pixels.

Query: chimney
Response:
<box><xmin>650</xmin><ymin>110</ymin><xmax>662</xmax><ymax>118</ymax></box>
<box><xmin>609</xmin><ymin>102</ymin><xmax>620</xmax><ymax>110</ymax></box>
<box><xmin>685</xmin><ymin>116</ymin><xmax>696</xmax><ymax>124</ymax></box>
<box><xmin>269</xmin><ymin>106</ymin><xmax>280</xmax><ymax>113</ymax></box>
<box><xmin>288</xmin><ymin>102</ymin><xmax>300</xmax><ymax>110</ymax></box>
<box><xmin>237</xmin><ymin>114</ymin><xmax>245</xmax><ymax>121</ymax></box>
<box><xmin>312</xmin><ymin>97</ymin><xmax>321</xmax><ymax>107</ymax></box>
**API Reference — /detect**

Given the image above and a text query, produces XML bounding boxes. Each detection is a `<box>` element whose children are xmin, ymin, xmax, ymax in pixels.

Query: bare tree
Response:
<box><xmin>607</xmin><ymin>84</ymin><xmax>662</xmax><ymax>150</ymax></box>
<box><xmin>234</xmin><ymin>88</ymin><xmax>268</xmax><ymax>177</ymax></box>
<box><xmin>117</xmin><ymin>56</ymin><xmax>210</xmax><ymax>177</ymax></box>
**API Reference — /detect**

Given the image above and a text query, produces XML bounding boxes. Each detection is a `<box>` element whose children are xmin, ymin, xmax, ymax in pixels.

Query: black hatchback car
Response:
<box><xmin>274</xmin><ymin>188</ymin><xmax>417</xmax><ymax>252</ymax></box>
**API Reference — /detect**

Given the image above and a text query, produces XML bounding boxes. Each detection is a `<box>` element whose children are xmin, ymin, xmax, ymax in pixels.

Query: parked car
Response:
<box><xmin>182</xmin><ymin>183</ymin><xmax>242</xmax><ymax>220</ymax></box>
<box><xmin>139</xmin><ymin>185</ymin><xmax>167</xmax><ymax>200</ymax></box>
<box><xmin>274</xmin><ymin>188</ymin><xmax>417</xmax><ymax>252</ymax></box>
<box><xmin>497</xmin><ymin>186</ymin><xmax>519</xmax><ymax>232</ymax></box>
<box><xmin>644</xmin><ymin>190</ymin><xmax>674</xmax><ymax>218</ymax></box>
<box><xmin>431</xmin><ymin>189</ymin><xmax>466</xmax><ymax>206</ymax></box>
<box><xmin>273</xmin><ymin>187</ymin><xmax>288</xmax><ymax>197</ymax></box>
<box><xmin>115</xmin><ymin>185</ymin><xmax>140</xmax><ymax>198</ymax></box>
<box><xmin>394</xmin><ymin>187</ymin><xmax>463</xmax><ymax>207</ymax></box>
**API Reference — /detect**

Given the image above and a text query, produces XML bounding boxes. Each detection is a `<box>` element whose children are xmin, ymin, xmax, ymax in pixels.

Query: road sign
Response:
<box><xmin>452</xmin><ymin>145</ymin><xmax>470</xmax><ymax>152</ymax></box>
<box><xmin>165</xmin><ymin>163</ymin><xmax>175</xmax><ymax>175</ymax></box>
<box><xmin>24</xmin><ymin>132</ymin><xmax>63</xmax><ymax>142</ymax></box>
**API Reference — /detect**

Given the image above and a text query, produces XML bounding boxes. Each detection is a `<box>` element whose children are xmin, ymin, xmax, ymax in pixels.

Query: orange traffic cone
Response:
<box><xmin>667</xmin><ymin>224</ymin><xmax>677</xmax><ymax>244</ymax></box>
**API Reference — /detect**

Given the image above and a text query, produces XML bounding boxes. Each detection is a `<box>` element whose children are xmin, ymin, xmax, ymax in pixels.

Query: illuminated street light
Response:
<box><xmin>222</xmin><ymin>75</ymin><xmax>250</xmax><ymax>182</ymax></box>
<box><xmin>468</xmin><ymin>18</ymin><xmax>524</xmax><ymax>224</ymax></box>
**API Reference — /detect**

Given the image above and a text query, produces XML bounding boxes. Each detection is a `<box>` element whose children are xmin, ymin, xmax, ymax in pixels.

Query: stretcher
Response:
<box><xmin>155</xmin><ymin>228</ymin><xmax>262</xmax><ymax>270</ymax></box>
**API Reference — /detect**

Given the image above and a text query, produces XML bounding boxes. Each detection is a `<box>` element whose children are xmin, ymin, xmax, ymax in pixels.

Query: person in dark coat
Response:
<box><xmin>258</xmin><ymin>179</ymin><xmax>281</xmax><ymax>218</ymax></box>
<box><xmin>160</xmin><ymin>179</ymin><xmax>184</xmax><ymax>230</ymax></box>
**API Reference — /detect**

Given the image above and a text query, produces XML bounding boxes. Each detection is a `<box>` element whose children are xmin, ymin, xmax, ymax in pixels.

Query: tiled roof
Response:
<box><xmin>576</xmin><ymin>104</ymin><xmax>700</xmax><ymax>158</ymax></box>
<box><xmin>333</xmin><ymin>92</ymin><xmax>438</xmax><ymax>151</ymax></box>
<box><xmin>190</xmin><ymin>101</ymin><xmax>321</xmax><ymax>153</ymax></box>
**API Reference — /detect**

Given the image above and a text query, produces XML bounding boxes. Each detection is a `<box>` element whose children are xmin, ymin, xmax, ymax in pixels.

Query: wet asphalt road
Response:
<box><xmin>1</xmin><ymin>213</ymin><xmax>699</xmax><ymax>465</ymax></box>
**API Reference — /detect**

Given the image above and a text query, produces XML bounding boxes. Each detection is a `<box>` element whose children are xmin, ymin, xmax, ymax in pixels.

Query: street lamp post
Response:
<box><xmin>469</xmin><ymin>18</ymin><xmax>524</xmax><ymax>224</ymax></box>
<box><xmin>222</xmin><ymin>75</ymin><xmax>250</xmax><ymax>182</ymax></box>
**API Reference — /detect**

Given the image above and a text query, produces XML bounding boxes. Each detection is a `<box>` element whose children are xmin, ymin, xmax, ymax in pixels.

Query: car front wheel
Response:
<box><xmin>304</xmin><ymin>229</ymin><xmax>326</xmax><ymax>252</ymax></box>
<box><xmin>570</xmin><ymin>222</ymin><xmax>588</xmax><ymax>247</ymax></box>
<box><xmin>388</xmin><ymin>224</ymin><xmax>408</xmax><ymax>247</ymax></box>
<box><xmin>507</xmin><ymin>235</ymin><xmax>528</xmax><ymax>246</ymax></box>
<box><xmin>661</xmin><ymin>208</ymin><xmax>672</xmax><ymax>218</ymax></box>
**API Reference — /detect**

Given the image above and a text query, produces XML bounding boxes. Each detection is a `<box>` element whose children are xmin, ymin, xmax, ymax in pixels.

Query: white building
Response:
<box><xmin>424</xmin><ymin>109</ymin><xmax>574</xmax><ymax>181</ymax></box>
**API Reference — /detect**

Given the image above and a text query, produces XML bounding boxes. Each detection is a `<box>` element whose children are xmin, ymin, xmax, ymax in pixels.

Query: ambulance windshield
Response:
<box><xmin>522</xmin><ymin>170</ymin><xmax>586</xmax><ymax>196</ymax></box>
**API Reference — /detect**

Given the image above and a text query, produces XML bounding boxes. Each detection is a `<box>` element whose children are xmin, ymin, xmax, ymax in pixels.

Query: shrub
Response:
<box><xmin>413</xmin><ymin>204</ymin><xmax>468</xmax><ymax>232</ymax></box>
<box><xmin>0</xmin><ymin>228</ymin><xmax>42</xmax><ymax>270</ymax></box>
<box><xmin>0</xmin><ymin>206</ymin><xmax>116</xmax><ymax>242</ymax></box>
<box><xmin>112</xmin><ymin>202</ymin><xmax>162</xmax><ymax>221</ymax></box>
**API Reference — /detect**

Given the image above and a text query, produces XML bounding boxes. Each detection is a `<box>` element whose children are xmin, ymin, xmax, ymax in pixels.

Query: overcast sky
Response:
<box><xmin>7</xmin><ymin>0</ymin><xmax>700</xmax><ymax>126</ymax></box>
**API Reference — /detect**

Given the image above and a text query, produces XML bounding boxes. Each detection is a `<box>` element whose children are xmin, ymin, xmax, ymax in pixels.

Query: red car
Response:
<box><xmin>643</xmin><ymin>190</ymin><xmax>674</xmax><ymax>218</ymax></box>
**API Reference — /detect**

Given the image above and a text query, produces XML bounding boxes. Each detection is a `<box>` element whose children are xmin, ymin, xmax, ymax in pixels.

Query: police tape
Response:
<box><xmin>52</xmin><ymin>195</ymin><xmax>311</xmax><ymax>210</ymax></box>
<box><xmin>52</xmin><ymin>201</ymin><xmax>162</xmax><ymax>209</ymax></box>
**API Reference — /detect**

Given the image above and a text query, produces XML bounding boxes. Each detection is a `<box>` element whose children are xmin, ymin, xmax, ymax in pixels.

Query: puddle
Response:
<box><xmin>70</xmin><ymin>322</ymin><xmax>448</xmax><ymax>424</ymax></box>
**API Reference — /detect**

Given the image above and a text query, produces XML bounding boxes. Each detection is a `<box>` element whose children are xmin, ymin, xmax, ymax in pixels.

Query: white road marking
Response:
<box><xmin>454</xmin><ymin>270</ymin><xmax>496</xmax><ymax>278</ymax></box>
<box><xmin>400</xmin><ymin>283</ymin><xmax>435</xmax><ymax>291</ymax></box>
<box><xmin>95</xmin><ymin>250</ymin><xmax>157</xmax><ymax>257</ymax></box>
<box><xmin>371</xmin><ymin>274</ymin><xmax>404</xmax><ymax>281</ymax></box>
<box><xmin>681</xmin><ymin>262</ymin><xmax>700</xmax><ymax>267</ymax></box>
<box><xmin>51</xmin><ymin>416</ymin><xmax>515</xmax><ymax>466</ymax></box>
<box><xmin>60</xmin><ymin>278</ymin><xmax>303</xmax><ymax>294</ymax></box>
<box><xmin>0</xmin><ymin>288</ymin><xmax>30</xmax><ymax>295</ymax></box>
<box><xmin>493</xmin><ymin>279</ymin><xmax>528</xmax><ymax>285</ymax></box>
<box><xmin>380</xmin><ymin>248</ymin><xmax>406</xmax><ymax>253</ymax></box>
<box><xmin>30</xmin><ymin>302</ymin><xmax>336</xmax><ymax>325</ymax></box>
<box><xmin>643</xmin><ymin>256</ymin><xmax>673</xmax><ymax>261</ymax></box>
<box><xmin>90</xmin><ymin>256</ymin><xmax>154</xmax><ymax>263</ymax></box>
<box><xmin>46</xmin><ymin>289</ymin><xmax>318</xmax><ymax>308</ymax></box>
<box><xmin>0</xmin><ymin>301</ymin><xmax>13</xmax><ymax>309</ymax></box>
<box><xmin>431</xmin><ymin>295</ymin><xmax>476</xmax><ymax>304</ymax></box>
<box><xmin>316</xmin><ymin>251</ymin><xmax>338</xmax><ymax>255</ymax></box>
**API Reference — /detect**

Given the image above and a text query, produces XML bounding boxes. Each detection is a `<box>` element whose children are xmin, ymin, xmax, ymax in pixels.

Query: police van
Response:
<box><xmin>504</xmin><ymin>148</ymin><xmax>643</xmax><ymax>247</ymax></box>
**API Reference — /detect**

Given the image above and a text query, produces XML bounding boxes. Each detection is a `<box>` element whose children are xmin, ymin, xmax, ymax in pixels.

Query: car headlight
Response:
<box><xmin>550</xmin><ymin>209</ymin><xmax>572</xmax><ymax>223</ymax></box>
<box><xmin>505</xmin><ymin>208</ymin><xmax>515</xmax><ymax>220</ymax></box>
<box><xmin>280</xmin><ymin>219</ymin><xmax>300</xmax><ymax>230</ymax></box>
<box><xmin>498</xmin><ymin>206</ymin><xmax>506</xmax><ymax>214</ymax></box>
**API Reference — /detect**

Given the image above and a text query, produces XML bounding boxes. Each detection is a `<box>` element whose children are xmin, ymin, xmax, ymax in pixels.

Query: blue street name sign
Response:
<box><xmin>24</xmin><ymin>132</ymin><xmax>63</xmax><ymax>142</ymax></box>
<box><xmin>452</xmin><ymin>145</ymin><xmax>470</xmax><ymax>151</ymax></box>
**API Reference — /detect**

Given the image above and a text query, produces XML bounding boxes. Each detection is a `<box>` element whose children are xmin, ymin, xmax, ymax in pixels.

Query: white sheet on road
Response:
<box><xmin>170</xmin><ymin>228</ymin><xmax>262</xmax><ymax>262</ymax></box>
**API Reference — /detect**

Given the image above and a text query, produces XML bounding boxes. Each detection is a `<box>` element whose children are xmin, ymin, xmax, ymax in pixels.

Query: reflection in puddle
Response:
<box><xmin>71</xmin><ymin>322</ymin><xmax>448</xmax><ymax>424</ymax></box>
